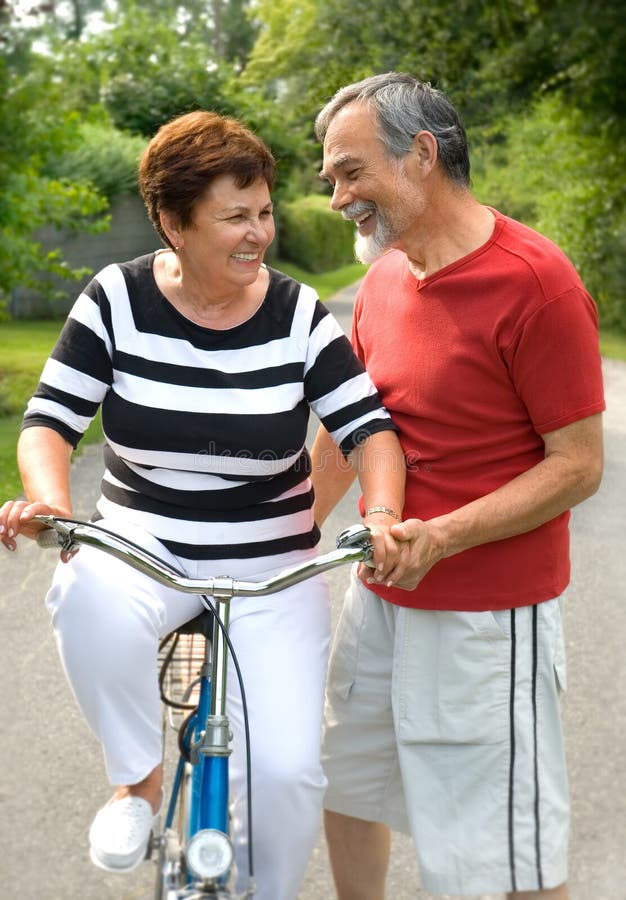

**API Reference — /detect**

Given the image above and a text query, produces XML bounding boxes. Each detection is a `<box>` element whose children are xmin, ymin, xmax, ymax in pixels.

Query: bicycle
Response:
<box><xmin>36</xmin><ymin>514</ymin><xmax>373</xmax><ymax>900</ymax></box>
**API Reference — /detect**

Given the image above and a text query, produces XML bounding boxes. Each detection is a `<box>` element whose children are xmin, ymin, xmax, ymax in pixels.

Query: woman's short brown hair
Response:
<box><xmin>139</xmin><ymin>110</ymin><xmax>277</xmax><ymax>248</ymax></box>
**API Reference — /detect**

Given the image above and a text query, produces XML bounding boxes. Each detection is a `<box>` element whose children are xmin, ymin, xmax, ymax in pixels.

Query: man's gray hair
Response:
<box><xmin>315</xmin><ymin>72</ymin><xmax>470</xmax><ymax>187</ymax></box>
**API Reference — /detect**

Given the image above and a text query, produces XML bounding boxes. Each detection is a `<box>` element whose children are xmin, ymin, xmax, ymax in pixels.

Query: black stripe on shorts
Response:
<box><xmin>508</xmin><ymin>608</ymin><xmax>517</xmax><ymax>892</ymax></box>
<box><xmin>532</xmin><ymin>603</ymin><xmax>544</xmax><ymax>889</ymax></box>
<box><xmin>507</xmin><ymin>605</ymin><xmax>545</xmax><ymax>892</ymax></box>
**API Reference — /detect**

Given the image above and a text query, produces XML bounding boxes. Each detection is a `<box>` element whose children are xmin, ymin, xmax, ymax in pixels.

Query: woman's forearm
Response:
<box><xmin>351</xmin><ymin>430</ymin><xmax>405</xmax><ymax>522</ymax></box>
<box><xmin>311</xmin><ymin>425</ymin><xmax>408</xmax><ymax>583</ymax></box>
<box><xmin>18</xmin><ymin>426</ymin><xmax>74</xmax><ymax>514</ymax></box>
<box><xmin>310</xmin><ymin>425</ymin><xmax>357</xmax><ymax>526</ymax></box>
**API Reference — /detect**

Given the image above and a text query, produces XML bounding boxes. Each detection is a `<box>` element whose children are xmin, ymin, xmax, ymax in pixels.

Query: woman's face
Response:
<box><xmin>178</xmin><ymin>174</ymin><xmax>275</xmax><ymax>291</ymax></box>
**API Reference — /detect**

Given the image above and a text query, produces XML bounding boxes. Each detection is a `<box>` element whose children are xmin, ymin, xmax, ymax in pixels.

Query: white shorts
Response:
<box><xmin>322</xmin><ymin>569</ymin><xmax>569</xmax><ymax>895</ymax></box>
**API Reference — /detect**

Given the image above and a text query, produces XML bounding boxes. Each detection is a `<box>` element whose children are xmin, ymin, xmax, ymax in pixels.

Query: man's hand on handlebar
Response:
<box><xmin>361</xmin><ymin>512</ymin><xmax>412</xmax><ymax>587</ymax></box>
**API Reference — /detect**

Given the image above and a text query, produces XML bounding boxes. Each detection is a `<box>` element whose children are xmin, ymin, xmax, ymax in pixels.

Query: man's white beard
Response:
<box><xmin>354</xmin><ymin>213</ymin><xmax>395</xmax><ymax>264</ymax></box>
<box><xmin>355</xmin><ymin>232</ymin><xmax>385</xmax><ymax>264</ymax></box>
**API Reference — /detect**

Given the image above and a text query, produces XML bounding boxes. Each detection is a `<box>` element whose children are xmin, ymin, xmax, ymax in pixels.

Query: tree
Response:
<box><xmin>245</xmin><ymin>0</ymin><xmax>625</xmax><ymax>132</ymax></box>
<box><xmin>38</xmin><ymin>2</ymin><xmax>260</xmax><ymax>135</ymax></box>
<box><xmin>47</xmin><ymin>2</ymin><xmax>299</xmax><ymax>192</ymax></box>
<box><xmin>243</xmin><ymin>0</ymin><xmax>626</xmax><ymax>328</ymax></box>
<box><xmin>0</xmin><ymin>29</ymin><xmax>107</xmax><ymax>313</ymax></box>
<box><xmin>0</xmin><ymin>0</ymin><xmax>296</xmax><ymax>317</ymax></box>
<box><xmin>243</xmin><ymin>0</ymin><xmax>537</xmax><ymax>120</ymax></box>
<box><xmin>471</xmin><ymin>92</ymin><xmax>626</xmax><ymax>330</ymax></box>
<box><xmin>2</xmin><ymin>0</ymin><xmax>624</xmax><ymax>324</ymax></box>
<box><xmin>0</xmin><ymin>0</ymin><xmax>103</xmax><ymax>40</ymax></box>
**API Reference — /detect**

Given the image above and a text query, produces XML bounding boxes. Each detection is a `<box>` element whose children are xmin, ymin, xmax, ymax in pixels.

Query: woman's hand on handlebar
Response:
<box><xmin>0</xmin><ymin>500</ymin><xmax>76</xmax><ymax>561</ymax></box>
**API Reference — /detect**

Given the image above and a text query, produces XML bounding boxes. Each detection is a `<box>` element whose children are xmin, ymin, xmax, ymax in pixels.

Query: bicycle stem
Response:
<box><xmin>210</xmin><ymin>597</ymin><xmax>230</xmax><ymax>720</ymax></box>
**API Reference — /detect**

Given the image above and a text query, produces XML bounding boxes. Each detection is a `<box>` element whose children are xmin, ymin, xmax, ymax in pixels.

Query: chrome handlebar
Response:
<box><xmin>35</xmin><ymin>516</ymin><xmax>373</xmax><ymax>598</ymax></box>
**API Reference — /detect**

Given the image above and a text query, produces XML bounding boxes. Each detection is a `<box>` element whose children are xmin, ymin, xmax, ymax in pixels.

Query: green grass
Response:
<box><xmin>0</xmin><ymin>318</ymin><xmax>105</xmax><ymax>498</ymax></box>
<box><xmin>0</xmin><ymin>415</ymin><xmax>23</xmax><ymax>498</ymax></box>
<box><xmin>0</xmin><ymin>320</ymin><xmax>62</xmax><ymax>417</ymax></box>
<box><xmin>600</xmin><ymin>329</ymin><xmax>626</xmax><ymax>363</ymax></box>
<box><xmin>274</xmin><ymin>259</ymin><xmax>366</xmax><ymax>300</ymax></box>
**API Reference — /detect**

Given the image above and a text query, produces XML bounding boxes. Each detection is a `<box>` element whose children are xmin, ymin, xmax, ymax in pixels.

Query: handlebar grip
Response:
<box><xmin>336</xmin><ymin>524</ymin><xmax>375</xmax><ymax>566</ymax></box>
<box><xmin>37</xmin><ymin>528</ymin><xmax>63</xmax><ymax>549</ymax></box>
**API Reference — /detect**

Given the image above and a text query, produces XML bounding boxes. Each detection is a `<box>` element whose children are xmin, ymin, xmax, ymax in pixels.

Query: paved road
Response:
<box><xmin>1</xmin><ymin>284</ymin><xmax>624</xmax><ymax>899</ymax></box>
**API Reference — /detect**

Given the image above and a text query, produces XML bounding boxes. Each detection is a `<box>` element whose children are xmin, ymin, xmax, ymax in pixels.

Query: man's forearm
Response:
<box><xmin>432</xmin><ymin>412</ymin><xmax>604</xmax><ymax>557</ymax></box>
<box><xmin>392</xmin><ymin>413</ymin><xmax>604</xmax><ymax>590</ymax></box>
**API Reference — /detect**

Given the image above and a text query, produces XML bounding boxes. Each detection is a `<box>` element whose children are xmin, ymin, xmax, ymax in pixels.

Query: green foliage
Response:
<box><xmin>213</xmin><ymin>0</ymin><xmax>261</xmax><ymax>67</ymax></box>
<box><xmin>243</xmin><ymin>0</ymin><xmax>319</xmax><ymax>86</ymax></box>
<box><xmin>481</xmin><ymin>1</ymin><xmax>626</xmax><ymax>132</ymax></box>
<box><xmin>244</xmin><ymin>0</ymin><xmax>534</xmax><ymax>122</ymax></box>
<box><xmin>91</xmin><ymin>11</ymin><xmax>236</xmax><ymax>135</ymax></box>
<box><xmin>279</xmin><ymin>195</ymin><xmax>357</xmax><ymax>274</ymax></box>
<box><xmin>471</xmin><ymin>92</ymin><xmax>626</xmax><ymax>330</ymax></box>
<box><xmin>246</xmin><ymin>0</ymin><xmax>625</xmax><ymax>135</ymax></box>
<box><xmin>0</xmin><ymin>54</ymin><xmax>108</xmax><ymax>312</ymax></box>
<box><xmin>2</xmin><ymin>0</ymin><xmax>624</xmax><ymax>329</ymax></box>
<box><xmin>599</xmin><ymin>330</ymin><xmax>626</xmax><ymax>363</ymax></box>
<box><xmin>48</xmin><ymin>5</ymin><xmax>298</xmax><ymax>195</ymax></box>
<box><xmin>47</xmin><ymin>121</ymin><xmax>147</xmax><ymax>201</ymax></box>
<box><xmin>246</xmin><ymin>0</ymin><xmax>625</xmax><ymax>330</ymax></box>
<box><xmin>52</xmin><ymin>2</ymin><xmax>258</xmax><ymax>138</ymax></box>
<box><xmin>0</xmin><ymin>1</ymin><xmax>282</xmax><ymax>317</ymax></box>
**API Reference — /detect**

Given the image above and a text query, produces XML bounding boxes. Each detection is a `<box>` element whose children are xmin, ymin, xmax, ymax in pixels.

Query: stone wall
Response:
<box><xmin>10</xmin><ymin>194</ymin><xmax>161</xmax><ymax>318</ymax></box>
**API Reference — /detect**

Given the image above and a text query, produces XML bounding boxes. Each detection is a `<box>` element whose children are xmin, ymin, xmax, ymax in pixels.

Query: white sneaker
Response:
<box><xmin>89</xmin><ymin>794</ymin><xmax>160</xmax><ymax>873</ymax></box>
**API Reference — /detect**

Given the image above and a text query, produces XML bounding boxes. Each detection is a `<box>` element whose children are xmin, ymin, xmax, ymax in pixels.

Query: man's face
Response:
<box><xmin>320</xmin><ymin>101</ymin><xmax>418</xmax><ymax>263</ymax></box>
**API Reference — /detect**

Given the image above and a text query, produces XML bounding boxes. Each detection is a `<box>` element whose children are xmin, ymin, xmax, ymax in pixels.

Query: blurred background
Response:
<box><xmin>1</xmin><ymin>0</ymin><xmax>624</xmax><ymax>324</ymax></box>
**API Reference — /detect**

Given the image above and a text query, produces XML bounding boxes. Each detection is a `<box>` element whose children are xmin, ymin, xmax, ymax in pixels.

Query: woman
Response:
<box><xmin>0</xmin><ymin>111</ymin><xmax>406</xmax><ymax>899</ymax></box>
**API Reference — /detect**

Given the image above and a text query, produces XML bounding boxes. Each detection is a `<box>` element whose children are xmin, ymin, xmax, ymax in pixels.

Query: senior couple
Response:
<box><xmin>1</xmin><ymin>73</ymin><xmax>604</xmax><ymax>900</ymax></box>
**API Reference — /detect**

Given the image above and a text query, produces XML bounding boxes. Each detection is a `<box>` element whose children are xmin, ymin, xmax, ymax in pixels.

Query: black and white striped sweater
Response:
<box><xmin>23</xmin><ymin>254</ymin><xmax>395</xmax><ymax>563</ymax></box>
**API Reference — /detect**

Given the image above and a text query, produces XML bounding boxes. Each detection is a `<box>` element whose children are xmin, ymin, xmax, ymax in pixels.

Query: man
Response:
<box><xmin>311</xmin><ymin>72</ymin><xmax>605</xmax><ymax>900</ymax></box>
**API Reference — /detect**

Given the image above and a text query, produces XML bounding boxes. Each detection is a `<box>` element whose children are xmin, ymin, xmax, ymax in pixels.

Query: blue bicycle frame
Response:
<box><xmin>164</xmin><ymin>665</ymin><xmax>228</xmax><ymax>836</ymax></box>
<box><xmin>165</xmin><ymin>601</ymin><xmax>229</xmax><ymax>839</ymax></box>
<box><xmin>161</xmin><ymin>593</ymin><xmax>239</xmax><ymax>895</ymax></box>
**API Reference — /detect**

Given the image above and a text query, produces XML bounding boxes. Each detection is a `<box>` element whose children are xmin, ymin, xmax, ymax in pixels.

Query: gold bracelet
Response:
<box><xmin>364</xmin><ymin>506</ymin><xmax>401</xmax><ymax>521</ymax></box>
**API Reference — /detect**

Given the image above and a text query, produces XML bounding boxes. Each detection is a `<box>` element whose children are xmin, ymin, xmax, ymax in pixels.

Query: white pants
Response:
<box><xmin>46</xmin><ymin>521</ymin><xmax>331</xmax><ymax>900</ymax></box>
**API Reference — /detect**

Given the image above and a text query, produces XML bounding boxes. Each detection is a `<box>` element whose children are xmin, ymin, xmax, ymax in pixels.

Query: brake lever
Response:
<box><xmin>34</xmin><ymin>515</ymin><xmax>79</xmax><ymax>552</ymax></box>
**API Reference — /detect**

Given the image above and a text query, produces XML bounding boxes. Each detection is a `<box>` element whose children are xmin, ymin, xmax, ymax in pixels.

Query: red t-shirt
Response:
<box><xmin>353</xmin><ymin>210</ymin><xmax>605</xmax><ymax>611</ymax></box>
